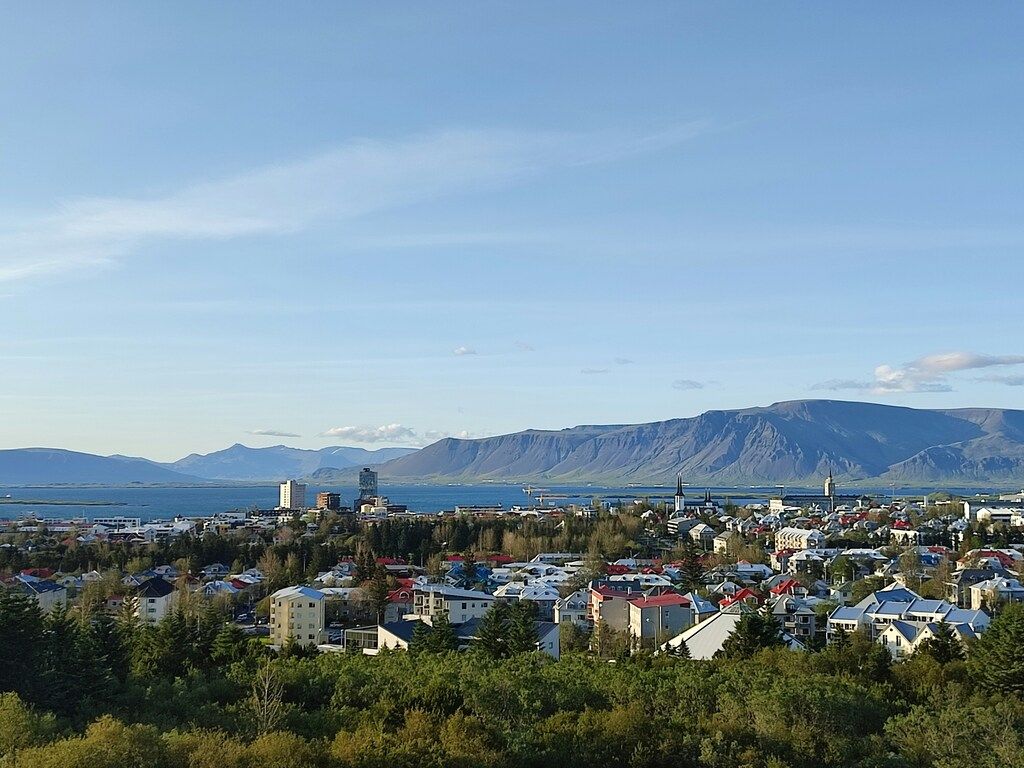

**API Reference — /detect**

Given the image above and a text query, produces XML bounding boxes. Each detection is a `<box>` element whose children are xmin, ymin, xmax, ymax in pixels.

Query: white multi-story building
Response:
<box><xmin>279</xmin><ymin>480</ymin><xmax>307</xmax><ymax>510</ymax></box>
<box><xmin>269</xmin><ymin>585</ymin><xmax>325</xmax><ymax>647</ymax></box>
<box><xmin>135</xmin><ymin>577</ymin><xmax>178</xmax><ymax>624</ymax></box>
<box><xmin>774</xmin><ymin>527</ymin><xmax>828</xmax><ymax>550</ymax></box>
<box><xmin>412</xmin><ymin>585</ymin><xmax>495</xmax><ymax>623</ymax></box>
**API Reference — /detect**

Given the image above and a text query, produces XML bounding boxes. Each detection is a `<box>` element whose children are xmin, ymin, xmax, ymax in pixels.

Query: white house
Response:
<box><xmin>135</xmin><ymin>577</ymin><xmax>178</xmax><ymax>625</ymax></box>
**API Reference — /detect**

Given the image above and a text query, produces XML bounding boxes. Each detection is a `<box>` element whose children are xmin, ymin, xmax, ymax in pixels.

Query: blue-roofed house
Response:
<box><xmin>12</xmin><ymin>575</ymin><xmax>67</xmax><ymax>614</ymax></box>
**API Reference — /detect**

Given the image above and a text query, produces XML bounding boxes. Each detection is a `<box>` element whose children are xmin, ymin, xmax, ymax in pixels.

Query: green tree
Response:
<box><xmin>969</xmin><ymin>602</ymin><xmax>1024</xmax><ymax>693</ymax></box>
<box><xmin>914</xmin><ymin>621</ymin><xmax>965</xmax><ymax>664</ymax></box>
<box><xmin>675</xmin><ymin>539</ymin><xmax>705</xmax><ymax>592</ymax></box>
<box><xmin>0</xmin><ymin>592</ymin><xmax>44</xmax><ymax>703</ymax></box>
<box><xmin>716</xmin><ymin>610</ymin><xmax>784</xmax><ymax>659</ymax></box>
<box><xmin>367</xmin><ymin>569</ymin><xmax>390</xmax><ymax>622</ymax></box>
<box><xmin>668</xmin><ymin>637</ymin><xmax>691</xmax><ymax>659</ymax></box>
<box><xmin>474</xmin><ymin>602</ymin><xmax>510</xmax><ymax>659</ymax></box>
<box><xmin>506</xmin><ymin>601</ymin><xmax>539</xmax><ymax>654</ymax></box>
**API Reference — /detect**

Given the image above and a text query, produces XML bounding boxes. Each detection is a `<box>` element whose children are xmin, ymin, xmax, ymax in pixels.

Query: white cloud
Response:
<box><xmin>672</xmin><ymin>379</ymin><xmax>705</xmax><ymax>390</ymax></box>
<box><xmin>320</xmin><ymin>424</ymin><xmax>476</xmax><ymax>445</ymax></box>
<box><xmin>979</xmin><ymin>374</ymin><xmax>1024</xmax><ymax>387</ymax></box>
<box><xmin>813</xmin><ymin>351</ymin><xmax>1024</xmax><ymax>394</ymax></box>
<box><xmin>320</xmin><ymin>424</ymin><xmax>419</xmax><ymax>443</ymax></box>
<box><xmin>247</xmin><ymin>428</ymin><xmax>302</xmax><ymax>438</ymax></box>
<box><xmin>0</xmin><ymin>123</ymin><xmax>711</xmax><ymax>284</ymax></box>
<box><xmin>581</xmin><ymin>368</ymin><xmax>609</xmax><ymax>375</ymax></box>
<box><xmin>453</xmin><ymin>346</ymin><xmax>477</xmax><ymax>356</ymax></box>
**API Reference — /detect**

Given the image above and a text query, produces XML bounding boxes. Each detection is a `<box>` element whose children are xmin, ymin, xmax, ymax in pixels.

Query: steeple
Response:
<box><xmin>676</xmin><ymin>473</ymin><xmax>684</xmax><ymax>497</ymax></box>
<box><xmin>674</xmin><ymin>473</ymin><xmax>685</xmax><ymax>513</ymax></box>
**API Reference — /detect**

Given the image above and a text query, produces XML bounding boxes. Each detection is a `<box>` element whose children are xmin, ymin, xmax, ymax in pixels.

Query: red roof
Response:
<box><xmin>629</xmin><ymin>593</ymin><xmax>690</xmax><ymax>608</ymax></box>
<box><xmin>387</xmin><ymin>588</ymin><xmax>413</xmax><ymax>603</ymax></box>
<box><xmin>20</xmin><ymin>568</ymin><xmax>54</xmax><ymax>578</ymax></box>
<box><xmin>603</xmin><ymin>564</ymin><xmax>632</xmax><ymax>575</ymax></box>
<box><xmin>445</xmin><ymin>554</ymin><xmax>464</xmax><ymax>561</ymax></box>
<box><xmin>770</xmin><ymin>578</ymin><xmax>803</xmax><ymax>595</ymax></box>
<box><xmin>719</xmin><ymin>587</ymin><xmax>761</xmax><ymax>608</ymax></box>
<box><xmin>489</xmin><ymin>554</ymin><xmax>514</xmax><ymax>564</ymax></box>
<box><xmin>375</xmin><ymin>557</ymin><xmax>406</xmax><ymax>565</ymax></box>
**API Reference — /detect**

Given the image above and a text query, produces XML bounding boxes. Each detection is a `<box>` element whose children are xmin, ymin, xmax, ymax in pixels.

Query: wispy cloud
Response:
<box><xmin>0</xmin><ymin>123</ymin><xmax>710</xmax><ymax>284</ymax></box>
<box><xmin>813</xmin><ymin>352</ymin><xmax>1024</xmax><ymax>393</ymax></box>
<box><xmin>453</xmin><ymin>345</ymin><xmax>477</xmax><ymax>356</ymax></box>
<box><xmin>978</xmin><ymin>374</ymin><xmax>1024</xmax><ymax>387</ymax></box>
<box><xmin>614</xmin><ymin>357</ymin><xmax>634</xmax><ymax>365</ymax></box>
<box><xmin>247</xmin><ymin>428</ymin><xmax>302</xmax><ymax>438</ymax></box>
<box><xmin>514</xmin><ymin>341</ymin><xmax>535</xmax><ymax>352</ymax></box>
<box><xmin>581</xmin><ymin>368</ymin><xmax>609</xmax><ymax>375</ymax></box>
<box><xmin>320</xmin><ymin>424</ymin><xmax>419</xmax><ymax>443</ymax></box>
<box><xmin>319</xmin><ymin>423</ymin><xmax>475</xmax><ymax>445</ymax></box>
<box><xmin>671</xmin><ymin>379</ymin><xmax>705</xmax><ymax>390</ymax></box>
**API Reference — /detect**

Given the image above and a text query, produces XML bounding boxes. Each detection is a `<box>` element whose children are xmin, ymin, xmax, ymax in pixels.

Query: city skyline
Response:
<box><xmin>3</xmin><ymin>3</ymin><xmax>1024</xmax><ymax>461</ymax></box>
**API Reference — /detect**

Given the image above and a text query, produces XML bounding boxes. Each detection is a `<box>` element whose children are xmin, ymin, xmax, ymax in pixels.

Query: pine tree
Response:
<box><xmin>915</xmin><ymin>621</ymin><xmax>965</xmax><ymax>664</ymax></box>
<box><xmin>669</xmin><ymin>637</ymin><xmax>691</xmax><ymax>659</ymax></box>
<box><xmin>506</xmin><ymin>601</ymin><xmax>539</xmax><ymax>654</ymax></box>
<box><xmin>676</xmin><ymin>539</ymin><xmax>705</xmax><ymax>593</ymax></box>
<box><xmin>461</xmin><ymin>551</ymin><xmax>479</xmax><ymax>586</ymax></box>
<box><xmin>211</xmin><ymin>622</ymin><xmax>246</xmax><ymax>664</ymax></box>
<box><xmin>717</xmin><ymin>609</ymin><xmax>784</xmax><ymax>659</ymax></box>
<box><xmin>368</xmin><ymin>570</ymin><xmax>390</xmax><ymax>622</ymax></box>
<box><xmin>410</xmin><ymin>620</ymin><xmax>433</xmax><ymax>654</ymax></box>
<box><xmin>0</xmin><ymin>592</ymin><xmax>44</xmax><ymax>703</ymax></box>
<box><xmin>969</xmin><ymin>602</ymin><xmax>1024</xmax><ymax>693</ymax></box>
<box><xmin>475</xmin><ymin>602</ymin><xmax>510</xmax><ymax>659</ymax></box>
<box><xmin>428</xmin><ymin>612</ymin><xmax>459</xmax><ymax>653</ymax></box>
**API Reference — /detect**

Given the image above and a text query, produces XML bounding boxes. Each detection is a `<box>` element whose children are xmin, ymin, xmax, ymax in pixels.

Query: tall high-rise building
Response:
<box><xmin>358</xmin><ymin>468</ymin><xmax>378</xmax><ymax>500</ymax></box>
<box><xmin>279</xmin><ymin>480</ymin><xmax>307</xmax><ymax>510</ymax></box>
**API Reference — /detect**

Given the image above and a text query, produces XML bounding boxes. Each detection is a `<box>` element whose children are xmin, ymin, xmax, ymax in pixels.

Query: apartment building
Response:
<box><xmin>270</xmin><ymin>585</ymin><xmax>326</xmax><ymax>647</ymax></box>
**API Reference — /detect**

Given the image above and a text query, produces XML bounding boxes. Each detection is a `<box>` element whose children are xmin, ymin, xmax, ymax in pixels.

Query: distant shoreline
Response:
<box><xmin>0</xmin><ymin>499</ymin><xmax>130</xmax><ymax>507</ymax></box>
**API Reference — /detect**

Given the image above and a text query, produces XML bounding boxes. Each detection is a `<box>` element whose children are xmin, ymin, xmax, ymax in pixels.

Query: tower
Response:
<box><xmin>824</xmin><ymin>467</ymin><xmax>835</xmax><ymax>512</ymax></box>
<box><xmin>674</xmin><ymin>473</ymin><xmax>685</xmax><ymax>513</ymax></box>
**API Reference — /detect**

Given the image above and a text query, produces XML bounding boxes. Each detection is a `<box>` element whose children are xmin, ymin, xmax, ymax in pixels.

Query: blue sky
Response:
<box><xmin>2</xmin><ymin>3</ymin><xmax>1023</xmax><ymax>460</ymax></box>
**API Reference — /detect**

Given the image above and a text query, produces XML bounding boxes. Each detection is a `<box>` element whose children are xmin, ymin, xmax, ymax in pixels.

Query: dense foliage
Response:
<box><xmin>3</xmin><ymin>589</ymin><xmax>1024</xmax><ymax>768</ymax></box>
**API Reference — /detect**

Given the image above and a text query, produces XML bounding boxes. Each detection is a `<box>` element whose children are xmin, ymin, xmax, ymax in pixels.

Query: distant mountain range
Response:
<box><xmin>164</xmin><ymin>444</ymin><xmax>418</xmax><ymax>481</ymax></box>
<box><xmin>0</xmin><ymin>448</ymin><xmax>206</xmax><ymax>485</ymax></box>
<box><xmin>370</xmin><ymin>400</ymin><xmax>1024</xmax><ymax>486</ymax></box>
<box><xmin>3</xmin><ymin>401</ymin><xmax>1024</xmax><ymax>486</ymax></box>
<box><xmin>0</xmin><ymin>444</ymin><xmax>417</xmax><ymax>485</ymax></box>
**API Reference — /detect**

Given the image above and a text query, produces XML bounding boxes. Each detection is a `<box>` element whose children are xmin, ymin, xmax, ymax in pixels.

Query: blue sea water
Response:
<box><xmin>0</xmin><ymin>482</ymin><xmax>1005</xmax><ymax>522</ymax></box>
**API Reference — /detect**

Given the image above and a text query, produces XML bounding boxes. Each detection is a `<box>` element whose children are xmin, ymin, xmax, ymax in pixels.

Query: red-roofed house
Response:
<box><xmin>719</xmin><ymin>587</ymin><xmax>762</xmax><ymax>609</ymax></box>
<box><xmin>603</xmin><ymin>564</ymin><xmax>632</xmax><ymax>576</ymax></box>
<box><xmin>628</xmin><ymin>593</ymin><xmax>692</xmax><ymax>648</ymax></box>
<box><xmin>770</xmin><ymin>578</ymin><xmax>808</xmax><ymax>597</ymax></box>
<box><xmin>383</xmin><ymin>587</ymin><xmax>414</xmax><ymax>623</ymax></box>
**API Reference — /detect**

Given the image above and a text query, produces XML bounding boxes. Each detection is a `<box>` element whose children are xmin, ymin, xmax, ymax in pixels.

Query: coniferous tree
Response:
<box><xmin>717</xmin><ymin>609</ymin><xmax>784</xmax><ymax>659</ymax></box>
<box><xmin>676</xmin><ymin>539</ymin><xmax>705</xmax><ymax>593</ymax></box>
<box><xmin>428</xmin><ymin>612</ymin><xmax>459</xmax><ymax>653</ymax></box>
<box><xmin>969</xmin><ymin>602</ymin><xmax>1024</xmax><ymax>693</ymax></box>
<box><xmin>0</xmin><ymin>592</ymin><xmax>45</xmax><ymax>703</ymax></box>
<box><xmin>669</xmin><ymin>637</ymin><xmax>691</xmax><ymax>659</ymax></box>
<box><xmin>475</xmin><ymin>602</ymin><xmax>510</xmax><ymax>659</ymax></box>
<box><xmin>506</xmin><ymin>601</ymin><xmax>539</xmax><ymax>654</ymax></box>
<box><xmin>368</xmin><ymin>570</ymin><xmax>390</xmax><ymax>622</ymax></box>
<box><xmin>915</xmin><ymin>621</ymin><xmax>965</xmax><ymax>664</ymax></box>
